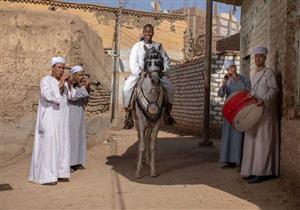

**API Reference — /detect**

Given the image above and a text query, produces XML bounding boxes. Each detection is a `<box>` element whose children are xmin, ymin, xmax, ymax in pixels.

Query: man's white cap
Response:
<box><xmin>51</xmin><ymin>56</ymin><xmax>65</xmax><ymax>66</ymax></box>
<box><xmin>70</xmin><ymin>65</ymin><xmax>83</xmax><ymax>74</ymax></box>
<box><xmin>224</xmin><ymin>60</ymin><xmax>236</xmax><ymax>70</ymax></box>
<box><xmin>254</xmin><ymin>47</ymin><xmax>268</xmax><ymax>56</ymax></box>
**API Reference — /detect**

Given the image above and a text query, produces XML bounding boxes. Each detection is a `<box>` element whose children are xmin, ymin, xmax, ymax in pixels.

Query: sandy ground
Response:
<box><xmin>0</xmin><ymin>129</ymin><xmax>299</xmax><ymax>210</ymax></box>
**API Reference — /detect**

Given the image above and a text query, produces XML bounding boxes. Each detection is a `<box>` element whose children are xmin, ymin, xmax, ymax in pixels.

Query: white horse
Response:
<box><xmin>132</xmin><ymin>45</ymin><xmax>165</xmax><ymax>179</ymax></box>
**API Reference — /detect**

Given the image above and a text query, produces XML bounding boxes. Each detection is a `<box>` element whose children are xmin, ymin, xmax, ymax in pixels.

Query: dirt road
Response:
<box><xmin>1</xmin><ymin>129</ymin><xmax>299</xmax><ymax>210</ymax></box>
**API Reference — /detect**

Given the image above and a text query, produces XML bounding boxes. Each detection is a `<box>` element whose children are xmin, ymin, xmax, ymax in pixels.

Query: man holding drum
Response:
<box><xmin>218</xmin><ymin>60</ymin><xmax>251</xmax><ymax>169</ymax></box>
<box><xmin>241</xmin><ymin>47</ymin><xmax>280</xmax><ymax>184</ymax></box>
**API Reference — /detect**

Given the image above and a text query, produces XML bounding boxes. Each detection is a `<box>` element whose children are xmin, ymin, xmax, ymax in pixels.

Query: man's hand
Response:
<box><xmin>256</xmin><ymin>99</ymin><xmax>264</xmax><ymax>107</ymax></box>
<box><xmin>59</xmin><ymin>72</ymin><xmax>70</xmax><ymax>94</ymax></box>
<box><xmin>61</xmin><ymin>72</ymin><xmax>71</xmax><ymax>82</ymax></box>
<box><xmin>221</xmin><ymin>74</ymin><xmax>229</xmax><ymax>86</ymax></box>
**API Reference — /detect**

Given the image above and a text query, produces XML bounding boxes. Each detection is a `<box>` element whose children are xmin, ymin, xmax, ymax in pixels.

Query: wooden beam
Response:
<box><xmin>199</xmin><ymin>0</ymin><xmax>213</xmax><ymax>146</ymax></box>
<box><xmin>213</xmin><ymin>0</ymin><xmax>242</xmax><ymax>6</ymax></box>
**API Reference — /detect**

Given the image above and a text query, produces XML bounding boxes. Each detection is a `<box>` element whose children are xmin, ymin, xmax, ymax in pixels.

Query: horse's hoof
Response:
<box><xmin>134</xmin><ymin>172</ymin><xmax>142</xmax><ymax>179</ymax></box>
<box><xmin>150</xmin><ymin>172</ymin><xmax>158</xmax><ymax>177</ymax></box>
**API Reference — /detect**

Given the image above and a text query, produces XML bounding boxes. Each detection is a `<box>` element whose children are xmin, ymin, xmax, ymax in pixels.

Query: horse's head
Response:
<box><xmin>143</xmin><ymin>44</ymin><xmax>163</xmax><ymax>85</ymax></box>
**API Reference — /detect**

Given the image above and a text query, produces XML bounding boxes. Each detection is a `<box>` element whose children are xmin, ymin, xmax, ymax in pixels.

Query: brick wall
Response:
<box><xmin>216</xmin><ymin>33</ymin><xmax>240</xmax><ymax>52</ymax></box>
<box><xmin>170</xmin><ymin>53</ymin><xmax>240</xmax><ymax>137</ymax></box>
<box><xmin>240</xmin><ymin>0</ymin><xmax>269</xmax><ymax>77</ymax></box>
<box><xmin>170</xmin><ymin>57</ymin><xmax>204</xmax><ymax>134</ymax></box>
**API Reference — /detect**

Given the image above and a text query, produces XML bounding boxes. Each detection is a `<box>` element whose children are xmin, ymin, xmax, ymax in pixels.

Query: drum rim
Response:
<box><xmin>224</xmin><ymin>89</ymin><xmax>250</xmax><ymax>103</ymax></box>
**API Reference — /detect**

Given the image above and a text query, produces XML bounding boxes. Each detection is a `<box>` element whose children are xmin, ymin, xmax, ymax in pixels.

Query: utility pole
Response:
<box><xmin>111</xmin><ymin>0</ymin><xmax>124</xmax><ymax>124</ymax></box>
<box><xmin>199</xmin><ymin>0</ymin><xmax>213</xmax><ymax>146</ymax></box>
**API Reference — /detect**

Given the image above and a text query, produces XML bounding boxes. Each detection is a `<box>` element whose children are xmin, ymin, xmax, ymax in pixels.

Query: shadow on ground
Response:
<box><xmin>106</xmin><ymin>135</ymin><xmax>300</xmax><ymax>210</ymax></box>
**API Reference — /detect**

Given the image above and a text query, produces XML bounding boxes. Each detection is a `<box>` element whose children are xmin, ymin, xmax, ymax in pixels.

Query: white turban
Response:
<box><xmin>254</xmin><ymin>47</ymin><xmax>268</xmax><ymax>56</ymax></box>
<box><xmin>51</xmin><ymin>56</ymin><xmax>65</xmax><ymax>66</ymax></box>
<box><xmin>224</xmin><ymin>60</ymin><xmax>236</xmax><ymax>70</ymax></box>
<box><xmin>70</xmin><ymin>65</ymin><xmax>83</xmax><ymax>74</ymax></box>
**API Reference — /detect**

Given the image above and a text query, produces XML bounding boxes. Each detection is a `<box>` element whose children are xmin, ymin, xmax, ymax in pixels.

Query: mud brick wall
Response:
<box><xmin>0</xmin><ymin>7</ymin><xmax>112</xmax><ymax>166</ymax></box>
<box><xmin>170</xmin><ymin>53</ymin><xmax>240</xmax><ymax>136</ymax></box>
<box><xmin>0</xmin><ymin>0</ymin><xmax>187</xmax><ymax>69</ymax></box>
<box><xmin>86</xmin><ymin>83</ymin><xmax>111</xmax><ymax>117</ymax></box>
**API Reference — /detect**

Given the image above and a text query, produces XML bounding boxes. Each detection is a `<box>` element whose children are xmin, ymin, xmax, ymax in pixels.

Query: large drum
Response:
<box><xmin>223</xmin><ymin>90</ymin><xmax>263</xmax><ymax>132</ymax></box>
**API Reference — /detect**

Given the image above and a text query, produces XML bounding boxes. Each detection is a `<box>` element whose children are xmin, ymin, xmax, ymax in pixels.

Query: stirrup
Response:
<box><xmin>124</xmin><ymin>120</ymin><xmax>134</xmax><ymax>129</ymax></box>
<box><xmin>123</xmin><ymin>111</ymin><xmax>134</xmax><ymax>129</ymax></box>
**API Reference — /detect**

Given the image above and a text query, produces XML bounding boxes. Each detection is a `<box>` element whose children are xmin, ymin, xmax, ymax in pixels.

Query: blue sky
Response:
<box><xmin>65</xmin><ymin>0</ymin><xmax>240</xmax><ymax>21</ymax></box>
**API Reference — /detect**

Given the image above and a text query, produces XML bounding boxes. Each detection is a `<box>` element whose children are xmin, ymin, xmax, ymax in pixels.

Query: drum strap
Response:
<box><xmin>251</xmin><ymin>70</ymin><xmax>266</xmax><ymax>95</ymax></box>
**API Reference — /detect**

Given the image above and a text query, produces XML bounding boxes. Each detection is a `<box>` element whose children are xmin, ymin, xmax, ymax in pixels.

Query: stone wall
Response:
<box><xmin>0</xmin><ymin>8</ymin><xmax>112</xmax><ymax>167</ymax></box>
<box><xmin>169</xmin><ymin>53</ymin><xmax>240</xmax><ymax>137</ymax></box>
<box><xmin>240</xmin><ymin>0</ymin><xmax>300</xmax><ymax>188</ymax></box>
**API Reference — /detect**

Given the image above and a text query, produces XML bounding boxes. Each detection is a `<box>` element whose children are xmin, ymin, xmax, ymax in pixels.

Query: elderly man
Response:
<box><xmin>29</xmin><ymin>56</ymin><xmax>71</xmax><ymax>185</ymax></box>
<box><xmin>241</xmin><ymin>47</ymin><xmax>280</xmax><ymax>184</ymax></box>
<box><xmin>123</xmin><ymin>24</ymin><xmax>175</xmax><ymax>129</ymax></box>
<box><xmin>68</xmin><ymin>65</ymin><xmax>90</xmax><ymax>172</ymax></box>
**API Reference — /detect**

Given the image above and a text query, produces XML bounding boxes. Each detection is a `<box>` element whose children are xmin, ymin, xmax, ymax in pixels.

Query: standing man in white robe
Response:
<box><xmin>29</xmin><ymin>56</ymin><xmax>71</xmax><ymax>185</ymax></box>
<box><xmin>241</xmin><ymin>47</ymin><xmax>280</xmax><ymax>184</ymax></box>
<box><xmin>68</xmin><ymin>65</ymin><xmax>90</xmax><ymax>172</ymax></box>
<box><xmin>123</xmin><ymin>24</ymin><xmax>175</xmax><ymax>129</ymax></box>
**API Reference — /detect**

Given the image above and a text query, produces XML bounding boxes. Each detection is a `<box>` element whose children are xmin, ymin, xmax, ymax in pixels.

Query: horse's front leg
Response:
<box><xmin>149</xmin><ymin>122</ymin><xmax>161</xmax><ymax>177</ymax></box>
<box><xmin>135</xmin><ymin>126</ymin><xmax>145</xmax><ymax>179</ymax></box>
<box><xmin>144</xmin><ymin>129</ymin><xmax>151</xmax><ymax>165</ymax></box>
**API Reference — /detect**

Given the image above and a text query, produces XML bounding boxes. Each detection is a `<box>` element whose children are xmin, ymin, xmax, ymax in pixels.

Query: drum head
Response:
<box><xmin>233</xmin><ymin>104</ymin><xmax>263</xmax><ymax>132</ymax></box>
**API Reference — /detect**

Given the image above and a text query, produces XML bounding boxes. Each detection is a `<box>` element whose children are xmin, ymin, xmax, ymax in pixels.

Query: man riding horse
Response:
<box><xmin>123</xmin><ymin>24</ymin><xmax>176</xmax><ymax>129</ymax></box>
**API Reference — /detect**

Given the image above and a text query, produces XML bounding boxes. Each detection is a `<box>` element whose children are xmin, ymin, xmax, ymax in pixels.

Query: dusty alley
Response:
<box><xmin>0</xmin><ymin>129</ymin><xmax>299</xmax><ymax>210</ymax></box>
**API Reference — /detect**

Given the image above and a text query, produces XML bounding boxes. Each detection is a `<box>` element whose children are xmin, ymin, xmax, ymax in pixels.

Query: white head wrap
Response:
<box><xmin>254</xmin><ymin>47</ymin><xmax>268</xmax><ymax>56</ymax></box>
<box><xmin>70</xmin><ymin>65</ymin><xmax>83</xmax><ymax>74</ymax></box>
<box><xmin>223</xmin><ymin>60</ymin><xmax>236</xmax><ymax>70</ymax></box>
<box><xmin>51</xmin><ymin>56</ymin><xmax>65</xmax><ymax>66</ymax></box>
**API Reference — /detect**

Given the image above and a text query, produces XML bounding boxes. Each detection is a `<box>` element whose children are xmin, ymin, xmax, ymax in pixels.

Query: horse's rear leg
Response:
<box><xmin>150</xmin><ymin>123</ymin><xmax>160</xmax><ymax>177</ymax></box>
<box><xmin>135</xmin><ymin>129</ymin><xmax>145</xmax><ymax>179</ymax></box>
